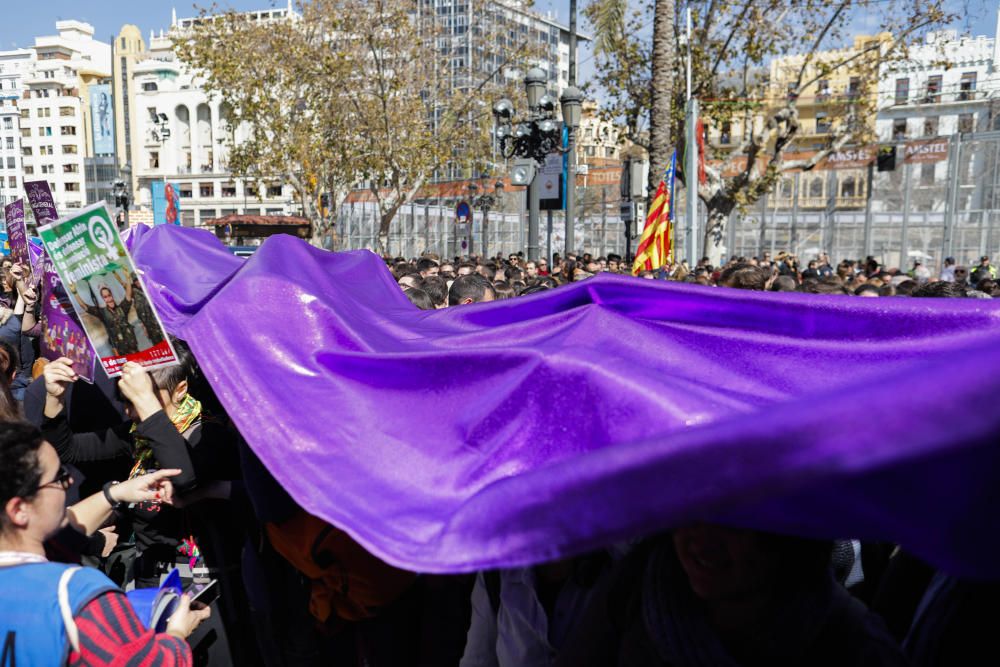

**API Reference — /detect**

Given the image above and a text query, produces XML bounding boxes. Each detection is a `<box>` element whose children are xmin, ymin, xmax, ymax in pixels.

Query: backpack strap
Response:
<box><xmin>58</xmin><ymin>567</ymin><xmax>82</xmax><ymax>654</ymax></box>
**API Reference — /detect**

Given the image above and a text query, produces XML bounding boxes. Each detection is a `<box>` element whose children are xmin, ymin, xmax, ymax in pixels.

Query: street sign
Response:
<box><xmin>620</xmin><ymin>201</ymin><xmax>634</xmax><ymax>223</ymax></box>
<box><xmin>539</xmin><ymin>152</ymin><xmax>563</xmax><ymax>212</ymax></box>
<box><xmin>455</xmin><ymin>200</ymin><xmax>472</xmax><ymax>224</ymax></box>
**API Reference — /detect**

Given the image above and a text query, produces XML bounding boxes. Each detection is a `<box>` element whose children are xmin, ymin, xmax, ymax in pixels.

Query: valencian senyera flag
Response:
<box><xmin>632</xmin><ymin>150</ymin><xmax>677</xmax><ymax>275</ymax></box>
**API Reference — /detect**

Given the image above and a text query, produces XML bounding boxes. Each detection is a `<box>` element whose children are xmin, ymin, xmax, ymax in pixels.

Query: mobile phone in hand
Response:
<box><xmin>186</xmin><ymin>579</ymin><xmax>219</xmax><ymax>610</ymax></box>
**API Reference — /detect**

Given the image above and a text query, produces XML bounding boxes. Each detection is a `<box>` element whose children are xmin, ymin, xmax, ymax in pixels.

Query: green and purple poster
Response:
<box><xmin>38</xmin><ymin>202</ymin><xmax>177</xmax><ymax>377</ymax></box>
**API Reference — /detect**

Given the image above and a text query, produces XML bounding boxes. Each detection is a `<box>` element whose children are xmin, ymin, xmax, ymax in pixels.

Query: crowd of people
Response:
<box><xmin>390</xmin><ymin>249</ymin><xmax>1000</xmax><ymax>309</ymax></box>
<box><xmin>0</xmin><ymin>244</ymin><xmax>996</xmax><ymax>666</ymax></box>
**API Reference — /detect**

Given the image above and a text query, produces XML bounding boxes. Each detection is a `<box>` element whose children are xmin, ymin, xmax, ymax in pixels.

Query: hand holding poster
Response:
<box><xmin>39</xmin><ymin>202</ymin><xmax>177</xmax><ymax>377</ymax></box>
<box><xmin>4</xmin><ymin>199</ymin><xmax>29</xmax><ymax>269</ymax></box>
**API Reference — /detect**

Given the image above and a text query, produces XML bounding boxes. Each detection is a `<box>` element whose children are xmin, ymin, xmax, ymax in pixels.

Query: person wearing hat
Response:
<box><xmin>0</xmin><ymin>421</ymin><xmax>210</xmax><ymax>665</ymax></box>
<box><xmin>970</xmin><ymin>256</ymin><xmax>997</xmax><ymax>285</ymax></box>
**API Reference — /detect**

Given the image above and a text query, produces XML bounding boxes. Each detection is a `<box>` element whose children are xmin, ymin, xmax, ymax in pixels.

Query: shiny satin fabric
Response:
<box><xmin>132</xmin><ymin>225</ymin><xmax>1000</xmax><ymax>577</ymax></box>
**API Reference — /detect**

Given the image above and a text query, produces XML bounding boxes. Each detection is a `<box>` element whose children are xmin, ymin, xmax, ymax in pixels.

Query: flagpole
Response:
<box><xmin>684</xmin><ymin>4</ymin><xmax>699</xmax><ymax>266</ymax></box>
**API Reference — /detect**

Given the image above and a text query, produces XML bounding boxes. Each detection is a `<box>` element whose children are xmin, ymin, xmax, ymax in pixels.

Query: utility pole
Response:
<box><xmin>684</xmin><ymin>6</ymin><xmax>699</xmax><ymax>264</ymax></box>
<box><xmin>565</xmin><ymin>0</ymin><xmax>578</xmax><ymax>256</ymax></box>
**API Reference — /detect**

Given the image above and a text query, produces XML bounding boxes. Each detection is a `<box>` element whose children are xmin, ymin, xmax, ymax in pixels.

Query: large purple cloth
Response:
<box><xmin>132</xmin><ymin>225</ymin><xmax>1000</xmax><ymax>577</ymax></box>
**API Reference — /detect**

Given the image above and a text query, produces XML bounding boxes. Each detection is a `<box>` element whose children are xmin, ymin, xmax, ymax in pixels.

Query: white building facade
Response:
<box><xmin>18</xmin><ymin>21</ymin><xmax>111</xmax><ymax>215</ymax></box>
<box><xmin>0</xmin><ymin>49</ymin><xmax>31</xmax><ymax>214</ymax></box>
<box><xmin>130</xmin><ymin>9</ymin><xmax>296</xmax><ymax>227</ymax></box>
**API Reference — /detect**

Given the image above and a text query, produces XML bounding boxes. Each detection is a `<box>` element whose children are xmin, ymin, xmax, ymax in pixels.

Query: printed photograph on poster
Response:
<box><xmin>151</xmin><ymin>181</ymin><xmax>181</xmax><ymax>225</ymax></box>
<box><xmin>38</xmin><ymin>202</ymin><xmax>177</xmax><ymax>377</ymax></box>
<box><xmin>40</xmin><ymin>251</ymin><xmax>96</xmax><ymax>383</ymax></box>
<box><xmin>4</xmin><ymin>199</ymin><xmax>30</xmax><ymax>270</ymax></box>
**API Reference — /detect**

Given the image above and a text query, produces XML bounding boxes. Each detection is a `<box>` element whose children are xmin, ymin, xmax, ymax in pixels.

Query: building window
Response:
<box><xmin>38</xmin><ymin>108</ymin><xmax>50</xmax><ymax>117</ymax></box>
<box><xmin>847</xmin><ymin>77</ymin><xmax>861</xmax><ymax>100</ymax></box>
<box><xmin>62</xmin><ymin>163</ymin><xmax>78</xmax><ymax>173</ymax></box>
<box><xmin>60</xmin><ymin>125</ymin><xmax>76</xmax><ymax>136</ymax></box>
<box><xmin>4</xmin><ymin>138</ymin><xmax>11</xmax><ymax>150</ymax></box>
<box><xmin>840</xmin><ymin>177</ymin><xmax>857</xmax><ymax>198</ymax></box>
<box><xmin>815</xmin><ymin>112</ymin><xmax>831</xmax><ymax>134</ymax></box>
<box><xmin>920</xmin><ymin>162</ymin><xmax>935</xmax><ymax>186</ymax></box>
<box><xmin>816</xmin><ymin>79</ymin><xmax>830</xmax><ymax>102</ymax></box>
<box><xmin>22</xmin><ymin>166</ymin><xmax>32</xmax><ymax>175</ymax></box>
<box><xmin>64</xmin><ymin>182</ymin><xmax>79</xmax><ymax>192</ymax></box>
<box><xmin>958</xmin><ymin>113</ymin><xmax>974</xmax><ymax>133</ymax></box>
<box><xmin>40</xmin><ymin>164</ymin><xmax>53</xmax><ymax>174</ymax></box>
<box><xmin>2</xmin><ymin>118</ymin><xmax>10</xmax><ymax>130</ymax></box>
<box><xmin>20</xmin><ymin>147</ymin><xmax>31</xmax><ymax>156</ymax></box>
<box><xmin>922</xmin><ymin>117</ymin><xmax>938</xmax><ymax>137</ymax></box>
<box><xmin>62</xmin><ymin>144</ymin><xmax>77</xmax><ymax>154</ymax></box>
<box><xmin>6</xmin><ymin>177</ymin><xmax>13</xmax><ymax>188</ymax></box>
<box><xmin>5</xmin><ymin>157</ymin><xmax>13</xmax><ymax>169</ymax></box>
<box><xmin>59</xmin><ymin>106</ymin><xmax>74</xmax><ymax>116</ymax></box>
<box><xmin>809</xmin><ymin>177</ymin><xmax>824</xmax><ymax>198</ymax></box>
<box><xmin>200</xmin><ymin>183</ymin><xmax>214</xmax><ymax>197</ymax></box>
<box><xmin>142</xmin><ymin>82</ymin><xmax>158</xmax><ymax>92</ymax></box>
<box><xmin>19</xmin><ymin>128</ymin><xmax>29</xmax><ymax>138</ymax></box>
<box><xmin>19</xmin><ymin>109</ymin><xmax>28</xmax><ymax>119</ymax></box>
<box><xmin>222</xmin><ymin>183</ymin><xmax>237</xmax><ymax>197</ymax></box>
<box><xmin>894</xmin><ymin>78</ymin><xmax>909</xmax><ymax>105</ymax></box>
<box><xmin>42</xmin><ymin>146</ymin><xmax>54</xmax><ymax>156</ymax></box>
<box><xmin>720</xmin><ymin>120</ymin><xmax>732</xmax><ymax>144</ymax></box>
<box><xmin>892</xmin><ymin>118</ymin><xmax>907</xmax><ymax>140</ymax></box>
<box><xmin>179</xmin><ymin>183</ymin><xmax>193</xmax><ymax>198</ymax></box>
<box><xmin>959</xmin><ymin>72</ymin><xmax>977</xmax><ymax>101</ymax></box>
<box><xmin>149</xmin><ymin>151</ymin><xmax>159</xmax><ymax>169</ymax></box>
<box><xmin>925</xmin><ymin>75</ymin><xmax>941</xmax><ymax>103</ymax></box>
<box><xmin>266</xmin><ymin>184</ymin><xmax>282</xmax><ymax>198</ymax></box>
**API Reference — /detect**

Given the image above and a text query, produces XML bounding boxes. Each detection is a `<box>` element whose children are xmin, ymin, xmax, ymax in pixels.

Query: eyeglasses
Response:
<box><xmin>32</xmin><ymin>465</ymin><xmax>73</xmax><ymax>494</ymax></box>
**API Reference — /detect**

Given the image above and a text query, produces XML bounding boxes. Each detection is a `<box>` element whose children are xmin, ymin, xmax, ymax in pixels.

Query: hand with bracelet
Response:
<box><xmin>65</xmin><ymin>469</ymin><xmax>180</xmax><ymax>537</ymax></box>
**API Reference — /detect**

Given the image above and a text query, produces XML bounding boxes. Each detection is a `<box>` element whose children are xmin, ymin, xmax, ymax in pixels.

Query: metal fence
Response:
<box><xmin>680</xmin><ymin>130</ymin><xmax>1000</xmax><ymax>274</ymax></box>
<box><xmin>338</xmin><ymin>130</ymin><xmax>1000</xmax><ymax>273</ymax></box>
<box><xmin>337</xmin><ymin>185</ymin><xmax>632</xmax><ymax>261</ymax></box>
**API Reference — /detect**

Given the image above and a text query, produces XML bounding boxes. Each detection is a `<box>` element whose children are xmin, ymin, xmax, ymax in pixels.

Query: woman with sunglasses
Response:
<box><xmin>0</xmin><ymin>421</ymin><xmax>210</xmax><ymax>665</ymax></box>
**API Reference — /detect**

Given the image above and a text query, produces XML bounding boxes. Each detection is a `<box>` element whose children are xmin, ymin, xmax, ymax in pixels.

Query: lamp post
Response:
<box><xmin>493</xmin><ymin>67</ymin><xmax>572</xmax><ymax>261</ymax></box>
<box><xmin>469</xmin><ymin>179</ymin><xmax>504</xmax><ymax>259</ymax></box>
<box><xmin>559</xmin><ymin>86</ymin><xmax>582</xmax><ymax>257</ymax></box>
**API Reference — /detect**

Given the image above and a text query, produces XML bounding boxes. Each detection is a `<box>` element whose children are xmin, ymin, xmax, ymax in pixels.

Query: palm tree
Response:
<box><xmin>647</xmin><ymin>0</ymin><xmax>676</xmax><ymax>199</ymax></box>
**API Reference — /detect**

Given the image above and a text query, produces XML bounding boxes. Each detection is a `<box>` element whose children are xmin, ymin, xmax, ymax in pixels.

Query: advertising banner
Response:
<box><xmin>4</xmin><ymin>199</ymin><xmax>28</xmax><ymax>268</ymax></box>
<box><xmin>24</xmin><ymin>180</ymin><xmax>58</xmax><ymax>225</ymax></box>
<box><xmin>40</xmin><ymin>250</ymin><xmax>96</xmax><ymax>383</ymax></box>
<box><xmin>151</xmin><ymin>181</ymin><xmax>181</xmax><ymax>225</ymax></box>
<box><xmin>904</xmin><ymin>138</ymin><xmax>949</xmax><ymax>164</ymax></box>
<box><xmin>38</xmin><ymin>202</ymin><xmax>177</xmax><ymax>377</ymax></box>
<box><xmin>90</xmin><ymin>84</ymin><xmax>115</xmax><ymax>156</ymax></box>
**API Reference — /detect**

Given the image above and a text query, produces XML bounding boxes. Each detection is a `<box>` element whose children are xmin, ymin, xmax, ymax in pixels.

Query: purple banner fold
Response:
<box><xmin>132</xmin><ymin>225</ymin><xmax>1000</xmax><ymax>578</ymax></box>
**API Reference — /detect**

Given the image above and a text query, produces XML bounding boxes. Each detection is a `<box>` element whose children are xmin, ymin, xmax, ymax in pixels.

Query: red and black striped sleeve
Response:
<box><xmin>68</xmin><ymin>590</ymin><xmax>192</xmax><ymax>667</ymax></box>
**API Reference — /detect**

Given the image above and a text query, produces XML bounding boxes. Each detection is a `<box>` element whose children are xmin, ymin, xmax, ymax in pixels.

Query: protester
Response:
<box><xmin>449</xmin><ymin>274</ymin><xmax>496</xmax><ymax>306</ymax></box>
<box><xmin>0</xmin><ymin>421</ymin><xmax>209</xmax><ymax>665</ymax></box>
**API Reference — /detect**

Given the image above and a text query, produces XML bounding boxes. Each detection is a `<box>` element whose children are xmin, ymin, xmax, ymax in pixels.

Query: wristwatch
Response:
<box><xmin>102</xmin><ymin>481</ymin><xmax>125</xmax><ymax>511</ymax></box>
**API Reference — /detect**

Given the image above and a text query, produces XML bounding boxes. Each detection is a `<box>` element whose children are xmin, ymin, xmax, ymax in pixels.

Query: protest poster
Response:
<box><xmin>4</xmin><ymin>199</ymin><xmax>30</xmax><ymax>269</ymax></box>
<box><xmin>24</xmin><ymin>180</ymin><xmax>58</xmax><ymax>225</ymax></box>
<box><xmin>40</xmin><ymin>251</ymin><xmax>96</xmax><ymax>383</ymax></box>
<box><xmin>38</xmin><ymin>202</ymin><xmax>177</xmax><ymax>377</ymax></box>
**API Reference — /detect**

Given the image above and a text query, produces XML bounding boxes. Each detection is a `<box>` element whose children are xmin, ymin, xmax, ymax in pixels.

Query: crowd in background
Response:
<box><xmin>388</xmin><ymin>248</ymin><xmax>1000</xmax><ymax>308</ymax></box>
<box><xmin>0</xmin><ymin>244</ymin><xmax>996</xmax><ymax>666</ymax></box>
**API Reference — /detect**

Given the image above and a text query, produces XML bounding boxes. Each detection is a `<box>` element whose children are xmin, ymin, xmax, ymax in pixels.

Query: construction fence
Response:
<box><xmin>338</xmin><ymin>130</ymin><xmax>1000</xmax><ymax>274</ymax></box>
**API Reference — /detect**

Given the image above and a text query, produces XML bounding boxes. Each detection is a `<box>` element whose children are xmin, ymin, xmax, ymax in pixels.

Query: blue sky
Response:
<box><xmin>1</xmin><ymin>1</ymin><xmax>996</xmax><ymax>68</ymax></box>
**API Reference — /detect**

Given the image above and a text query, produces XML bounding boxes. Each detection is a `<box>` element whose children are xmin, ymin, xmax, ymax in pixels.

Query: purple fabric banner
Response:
<box><xmin>4</xmin><ymin>199</ymin><xmax>28</xmax><ymax>268</ymax></box>
<box><xmin>24</xmin><ymin>180</ymin><xmax>58</xmax><ymax>225</ymax></box>
<box><xmin>40</xmin><ymin>251</ymin><xmax>95</xmax><ymax>383</ymax></box>
<box><xmin>132</xmin><ymin>225</ymin><xmax>1000</xmax><ymax>578</ymax></box>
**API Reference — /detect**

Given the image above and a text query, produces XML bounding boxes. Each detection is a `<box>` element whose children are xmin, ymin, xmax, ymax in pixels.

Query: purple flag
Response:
<box><xmin>132</xmin><ymin>225</ymin><xmax>1000</xmax><ymax>578</ymax></box>
<box><xmin>4</xmin><ymin>199</ymin><xmax>29</xmax><ymax>269</ymax></box>
<box><xmin>24</xmin><ymin>180</ymin><xmax>58</xmax><ymax>226</ymax></box>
